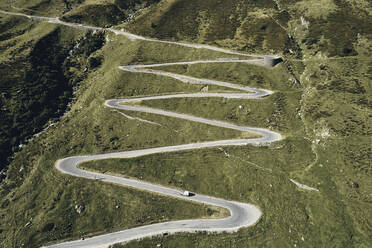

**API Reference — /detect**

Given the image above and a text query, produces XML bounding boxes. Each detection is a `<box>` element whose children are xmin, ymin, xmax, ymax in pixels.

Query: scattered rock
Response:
<box><xmin>200</xmin><ymin>85</ymin><xmax>209</xmax><ymax>92</ymax></box>
<box><xmin>75</xmin><ymin>205</ymin><xmax>85</xmax><ymax>214</ymax></box>
<box><xmin>300</xmin><ymin>16</ymin><xmax>309</xmax><ymax>29</ymax></box>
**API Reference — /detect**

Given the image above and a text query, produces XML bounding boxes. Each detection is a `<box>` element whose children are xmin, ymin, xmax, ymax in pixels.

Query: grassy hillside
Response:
<box><xmin>122</xmin><ymin>0</ymin><xmax>371</xmax><ymax>57</ymax></box>
<box><xmin>0</xmin><ymin>30</ymin><xmax>252</xmax><ymax>247</ymax></box>
<box><xmin>121</xmin><ymin>0</ymin><xmax>300</xmax><ymax>56</ymax></box>
<box><xmin>0</xmin><ymin>0</ymin><xmax>160</xmax><ymax>26</ymax></box>
<box><xmin>0</xmin><ymin>0</ymin><xmax>371</xmax><ymax>247</ymax></box>
<box><xmin>0</xmin><ymin>12</ymin><xmax>108</xmax><ymax>175</ymax></box>
<box><xmin>83</xmin><ymin>46</ymin><xmax>372</xmax><ymax>248</ymax></box>
<box><xmin>101</xmin><ymin>55</ymin><xmax>372</xmax><ymax>248</ymax></box>
<box><xmin>0</xmin><ymin>0</ymin><xmax>161</xmax><ymax>175</ymax></box>
<box><xmin>0</xmin><ymin>16</ymin><xmax>81</xmax><ymax>175</ymax></box>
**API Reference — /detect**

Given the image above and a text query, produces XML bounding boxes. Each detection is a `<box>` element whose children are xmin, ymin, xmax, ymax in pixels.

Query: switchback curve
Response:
<box><xmin>0</xmin><ymin>9</ymin><xmax>282</xmax><ymax>248</ymax></box>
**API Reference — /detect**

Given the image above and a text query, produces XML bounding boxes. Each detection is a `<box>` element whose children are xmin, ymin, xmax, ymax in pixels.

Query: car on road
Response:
<box><xmin>181</xmin><ymin>190</ymin><xmax>194</xmax><ymax>197</ymax></box>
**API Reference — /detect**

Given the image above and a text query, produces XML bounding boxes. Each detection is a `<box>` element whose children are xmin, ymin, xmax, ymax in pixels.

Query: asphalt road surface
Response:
<box><xmin>0</xmin><ymin>9</ymin><xmax>282</xmax><ymax>248</ymax></box>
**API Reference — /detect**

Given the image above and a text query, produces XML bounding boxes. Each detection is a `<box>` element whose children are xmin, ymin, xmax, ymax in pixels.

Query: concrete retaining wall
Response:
<box><xmin>263</xmin><ymin>56</ymin><xmax>283</xmax><ymax>67</ymax></box>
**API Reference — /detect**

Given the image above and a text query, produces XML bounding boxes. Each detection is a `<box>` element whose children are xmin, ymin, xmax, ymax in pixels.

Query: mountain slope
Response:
<box><xmin>0</xmin><ymin>0</ymin><xmax>371</xmax><ymax>247</ymax></box>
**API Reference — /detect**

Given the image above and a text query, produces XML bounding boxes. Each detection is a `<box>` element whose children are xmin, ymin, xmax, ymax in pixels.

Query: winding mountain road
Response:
<box><xmin>0</xmin><ymin>9</ymin><xmax>283</xmax><ymax>248</ymax></box>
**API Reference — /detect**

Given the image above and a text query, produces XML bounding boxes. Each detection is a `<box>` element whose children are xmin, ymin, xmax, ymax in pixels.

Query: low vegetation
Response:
<box><xmin>87</xmin><ymin>56</ymin><xmax>371</xmax><ymax>248</ymax></box>
<box><xmin>0</xmin><ymin>0</ymin><xmax>371</xmax><ymax>247</ymax></box>
<box><xmin>0</xmin><ymin>30</ymin><xmax>256</xmax><ymax>247</ymax></box>
<box><xmin>0</xmin><ymin>17</ymin><xmax>82</xmax><ymax>175</ymax></box>
<box><xmin>0</xmin><ymin>13</ymin><xmax>107</xmax><ymax>176</ymax></box>
<box><xmin>122</xmin><ymin>0</ymin><xmax>301</xmax><ymax>57</ymax></box>
<box><xmin>61</xmin><ymin>4</ymin><xmax>126</xmax><ymax>27</ymax></box>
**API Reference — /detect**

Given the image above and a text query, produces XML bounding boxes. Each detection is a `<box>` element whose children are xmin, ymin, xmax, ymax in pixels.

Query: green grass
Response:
<box><xmin>86</xmin><ymin>21</ymin><xmax>371</xmax><ymax>248</ymax></box>
<box><xmin>61</xmin><ymin>4</ymin><xmax>126</xmax><ymax>27</ymax></box>
<box><xmin>140</xmin><ymin>61</ymin><xmax>304</xmax><ymax>136</ymax></box>
<box><xmin>105</xmin><ymin>55</ymin><xmax>372</xmax><ymax>248</ymax></box>
<box><xmin>121</xmin><ymin>0</ymin><xmax>299</xmax><ymax>56</ymax></box>
<box><xmin>0</xmin><ymin>14</ymin><xmax>91</xmax><ymax>175</ymax></box>
<box><xmin>0</xmin><ymin>24</ymin><xmax>269</xmax><ymax>247</ymax></box>
<box><xmin>292</xmin><ymin>0</ymin><xmax>338</xmax><ymax>19</ymax></box>
<box><xmin>0</xmin><ymin>0</ymin><xmax>160</xmax><ymax>27</ymax></box>
<box><xmin>83</xmin><ymin>55</ymin><xmax>371</xmax><ymax>248</ymax></box>
<box><xmin>150</xmin><ymin>61</ymin><xmax>300</xmax><ymax>91</ymax></box>
<box><xmin>0</xmin><ymin>1</ymin><xmax>371</xmax><ymax>247</ymax></box>
<box><xmin>81</xmin><ymin>137</ymin><xmax>315</xmax><ymax>194</ymax></box>
<box><xmin>1</xmin><ymin>166</ymin><xmax>221</xmax><ymax>247</ymax></box>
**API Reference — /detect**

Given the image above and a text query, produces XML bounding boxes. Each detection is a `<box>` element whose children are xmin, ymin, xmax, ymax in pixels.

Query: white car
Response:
<box><xmin>182</xmin><ymin>190</ymin><xmax>192</xmax><ymax>196</ymax></box>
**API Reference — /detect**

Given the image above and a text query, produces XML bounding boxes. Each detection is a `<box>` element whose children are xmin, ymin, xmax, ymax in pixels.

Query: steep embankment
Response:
<box><xmin>0</xmin><ymin>18</ymin><xmax>81</xmax><ymax>176</ymax></box>
<box><xmin>121</xmin><ymin>0</ymin><xmax>301</xmax><ymax>56</ymax></box>
<box><xmin>0</xmin><ymin>0</ymin><xmax>371</xmax><ymax>247</ymax></box>
<box><xmin>0</xmin><ymin>0</ymin><xmax>160</xmax><ymax>177</ymax></box>
<box><xmin>0</xmin><ymin>14</ymin><xmax>106</xmax><ymax>178</ymax></box>
<box><xmin>0</xmin><ymin>0</ymin><xmax>161</xmax><ymax>180</ymax></box>
<box><xmin>1</xmin><ymin>10</ymin><xmax>282</xmax><ymax>247</ymax></box>
<box><xmin>122</xmin><ymin>0</ymin><xmax>371</xmax><ymax>57</ymax></box>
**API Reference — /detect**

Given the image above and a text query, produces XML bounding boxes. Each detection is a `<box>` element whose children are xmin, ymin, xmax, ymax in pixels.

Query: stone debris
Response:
<box><xmin>75</xmin><ymin>205</ymin><xmax>85</xmax><ymax>214</ymax></box>
<box><xmin>200</xmin><ymin>85</ymin><xmax>209</xmax><ymax>92</ymax></box>
<box><xmin>290</xmin><ymin>179</ymin><xmax>319</xmax><ymax>191</ymax></box>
